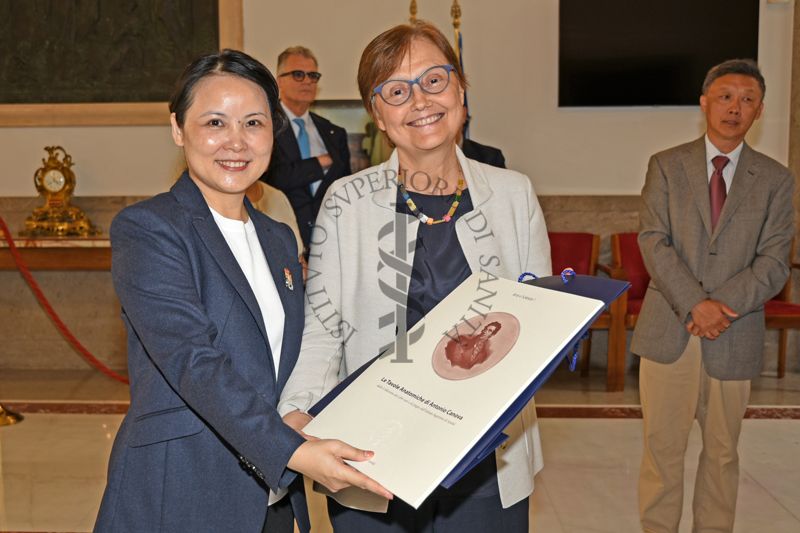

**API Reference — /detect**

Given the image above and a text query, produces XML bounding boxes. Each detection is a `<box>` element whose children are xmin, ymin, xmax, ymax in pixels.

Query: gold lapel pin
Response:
<box><xmin>284</xmin><ymin>267</ymin><xmax>294</xmax><ymax>291</ymax></box>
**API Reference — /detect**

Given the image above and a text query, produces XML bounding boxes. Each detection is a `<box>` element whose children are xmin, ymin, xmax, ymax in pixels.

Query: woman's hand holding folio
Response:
<box><xmin>284</xmin><ymin>410</ymin><xmax>393</xmax><ymax>500</ymax></box>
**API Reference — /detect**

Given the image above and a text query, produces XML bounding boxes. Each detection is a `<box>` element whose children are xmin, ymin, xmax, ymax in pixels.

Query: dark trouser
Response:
<box><xmin>328</xmin><ymin>454</ymin><xmax>528</xmax><ymax>533</ymax></box>
<box><xmin>263</xmin><ymin>476</ymin><xmax>309</xmax><ymax>533</ymax></box>
<box><xmin>263</xmin><ymin>495</ymin><xmax>294</xmax><ymax>533</ymax></box>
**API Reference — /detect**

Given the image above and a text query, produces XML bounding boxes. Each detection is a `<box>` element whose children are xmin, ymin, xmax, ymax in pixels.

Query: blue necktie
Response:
<box><xmin>293</xmin><ymin>118</ymin><xmax>311</xmax><ymax>159</ymax></box>
<box><xmin>293</xmin><ymin>117</ymin><xmax>322</xmax><ymax>196</ymax></box>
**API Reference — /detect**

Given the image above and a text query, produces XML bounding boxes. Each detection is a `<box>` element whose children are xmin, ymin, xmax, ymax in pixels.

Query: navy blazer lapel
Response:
<box><xmin>171</xmin><ymin>175</ymin><xmax>273</xmax><ymax>371</ymax></box>
<box><xmin>277</xmin><ymin>124</ymin><xmax>302</xmax><ymax>161</ymax></box>
<box><xmin>247</xmin><ymin>202</ymin><xmax>303</xmax><ymax>391</ymax></box>
<box><xmin>311</xmin><ymin>113</ymin><xmax>337</xmax><ymax>160</ymax></box>
<box><xmin>711</xmin><ymin>143</ymin><xmax>758</xmax><ymax>241</ymax></box>
<box><xmin>683</xmin><ymin>138</ymin><xmax>713</xmax><ymax>237</ymax></box>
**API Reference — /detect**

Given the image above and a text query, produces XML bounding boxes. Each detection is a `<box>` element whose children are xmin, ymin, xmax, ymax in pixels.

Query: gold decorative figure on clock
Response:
<box><xmin>21</xmin><ymin>146</ymin><xmax>99</xmax><ymax>237</ymax></box>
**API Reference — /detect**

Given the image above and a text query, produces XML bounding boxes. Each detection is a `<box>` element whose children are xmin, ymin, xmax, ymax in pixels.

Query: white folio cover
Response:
<box><xmin>303</xmin><ymin>272</ymin><xmax>604</xmax><ymax>508</ymax></box>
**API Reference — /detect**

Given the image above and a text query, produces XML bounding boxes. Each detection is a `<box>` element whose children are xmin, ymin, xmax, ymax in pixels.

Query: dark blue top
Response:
<box><xmin>396</xmin><ymin>187</ymin><xmax>499</xmax><ymax>499</ymax></box>
<box><xmin>396</xmin><ymin>188</ymin><xmax>474</xmax><ymax>330</ymax></box>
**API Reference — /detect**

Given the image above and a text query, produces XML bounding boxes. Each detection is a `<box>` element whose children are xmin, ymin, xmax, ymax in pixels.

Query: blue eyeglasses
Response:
<box><xmin>372</xmin><ymin>65</ymin><xmax>455</xmax><ymax>106</ymax></box>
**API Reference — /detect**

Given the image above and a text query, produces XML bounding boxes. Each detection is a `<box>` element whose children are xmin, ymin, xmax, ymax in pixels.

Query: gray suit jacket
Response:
<box><xmin>95</xmin><ymin>174</ymin><xmax>307</xmax><ymax>532</ymax></box>
<box><xmin>630</xmin><ymin>137</ymin><xmax>794</xmax><ymax>380</ymax></box>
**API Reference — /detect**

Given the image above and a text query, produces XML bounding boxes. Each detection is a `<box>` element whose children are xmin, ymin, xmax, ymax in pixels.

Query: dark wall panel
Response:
<box><xmin>0</xmin><ymin>0</ymin><xmax>219</xmax><ymax>104</ymax></box>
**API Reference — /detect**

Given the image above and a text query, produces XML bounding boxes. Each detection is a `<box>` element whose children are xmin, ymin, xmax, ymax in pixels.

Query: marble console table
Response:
<box><xmin>0</xmin><ymin>238</ymin><xmax>111</xmax><ymax>270</ymax></box>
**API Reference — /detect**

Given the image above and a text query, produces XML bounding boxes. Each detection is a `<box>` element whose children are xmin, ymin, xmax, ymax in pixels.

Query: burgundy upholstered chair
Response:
<box><xmin>602</xmin><ymin>232</ymin><xmax>649</xmax><ymax>391</ymax></box>
<box><xmin>549</xmin><ymin>232</ymin><xmax>600</xmax><ymax>278</ymax></box>
<box><xmin>548</xmin><ymin>232</ymin><xmax>627</xmax><ymax>391</ymax></box>
<box><xmin>765</xmin><ymin>241</ymin><xmax>800</xmax><ymax>378</ymax></box>
<box><xmin>611</xmin><ymin>233</ymin><xmax>649</xmax><ymax>329</ymax></box>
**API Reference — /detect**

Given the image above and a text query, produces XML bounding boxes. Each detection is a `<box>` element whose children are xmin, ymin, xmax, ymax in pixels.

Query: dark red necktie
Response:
<box><xmin>710</xmin><ymin>155</ymin><xmax>729</xmax><ymax>231</ymax></box>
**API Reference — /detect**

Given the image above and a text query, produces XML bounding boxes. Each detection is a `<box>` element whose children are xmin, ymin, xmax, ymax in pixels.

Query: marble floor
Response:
<box><xmin>1</xmin><ymin>365</ymin><xmax>799</xmax><ymax>532</ymax></box>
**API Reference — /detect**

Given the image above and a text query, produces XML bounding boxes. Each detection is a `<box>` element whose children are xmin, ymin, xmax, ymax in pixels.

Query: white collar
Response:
<box><xmin>208</xmin><ymin>206</ymin><xmax>252</xmax><ymax>232</ymax></box>
<box><xmin>280</xmin><ymin>102</ymin><xmax>310</xmax><ymax>123</ymax></box>
<box><xmin>704</xmin><ymin>134</ymin><xmax>743</xmax><ymax>168</ymax></box>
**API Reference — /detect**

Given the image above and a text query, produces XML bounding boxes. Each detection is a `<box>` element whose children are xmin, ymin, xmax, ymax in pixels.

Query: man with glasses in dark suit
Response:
<box><xmin>261</xmin><ymin>46</ymin><xmax>351</xmax><ymax>252</ymax></box>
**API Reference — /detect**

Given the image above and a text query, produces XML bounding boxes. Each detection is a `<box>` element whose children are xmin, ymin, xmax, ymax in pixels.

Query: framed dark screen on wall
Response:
<box><xmin>559</xmin><ymin>0</ymin><xmax>759</xmax><ymax>107</ymax></box>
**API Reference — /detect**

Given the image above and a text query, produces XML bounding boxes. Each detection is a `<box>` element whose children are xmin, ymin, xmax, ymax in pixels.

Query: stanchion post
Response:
<box><xmin>0</xmin><ymin>403</ymin><xmax>23</xmax><ymax>426</ymax></box>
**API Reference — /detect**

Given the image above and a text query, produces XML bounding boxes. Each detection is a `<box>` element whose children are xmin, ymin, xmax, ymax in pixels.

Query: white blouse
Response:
<box><xmin>210</xmin><ymin>207</ymin><xmax>285</xmax><ymax>376</ymax></box>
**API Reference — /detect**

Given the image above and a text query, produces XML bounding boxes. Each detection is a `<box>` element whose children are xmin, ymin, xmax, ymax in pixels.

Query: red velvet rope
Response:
<box><xmin>0</xmin><ymin>216</ymin><xmax>129</xmax><ymax>384</ymax></box>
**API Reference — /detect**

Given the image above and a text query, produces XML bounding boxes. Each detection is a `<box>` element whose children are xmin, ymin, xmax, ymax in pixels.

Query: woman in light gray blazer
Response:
<box><xmin>279</xmin><ymin>21</ymin><xmax>551</xmax><ymax>532</ymax></box>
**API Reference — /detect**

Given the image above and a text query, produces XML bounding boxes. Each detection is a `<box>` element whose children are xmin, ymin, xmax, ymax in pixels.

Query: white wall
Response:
<box><xmin>0</xmin><ymin>0</ymin><xmax>792</xmax><ymax>197</ymax></box>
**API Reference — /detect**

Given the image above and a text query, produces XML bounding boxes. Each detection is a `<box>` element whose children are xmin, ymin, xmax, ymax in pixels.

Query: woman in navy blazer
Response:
<box><xmin>94</xmin><ymin>50</ymin><xmax>390</xmax><ymax>533</ymax></box>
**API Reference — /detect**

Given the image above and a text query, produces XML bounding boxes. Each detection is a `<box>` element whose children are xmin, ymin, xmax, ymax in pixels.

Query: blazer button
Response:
<box><xmin>500</xmin><ymin>442</ymin><xmax>508</xmax><ymax>451</ymax></box>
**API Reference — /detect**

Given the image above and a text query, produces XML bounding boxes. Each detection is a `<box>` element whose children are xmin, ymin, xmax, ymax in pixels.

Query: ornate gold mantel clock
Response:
<box><xmin>21</xmin><ymin>146</ymin><xmax>99</xmax><ymax>237</ymax></box>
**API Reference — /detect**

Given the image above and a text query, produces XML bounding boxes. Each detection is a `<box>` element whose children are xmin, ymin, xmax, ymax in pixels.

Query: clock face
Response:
<box><xmin>42</xmin><ymin>169</ymin><xmax>66</xmax><ymax>193</ymax></box>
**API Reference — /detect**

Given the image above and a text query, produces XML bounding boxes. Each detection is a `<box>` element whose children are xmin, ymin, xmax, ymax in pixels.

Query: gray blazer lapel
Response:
<box><xmin>457</xmin><ymin>145</ymin><xmax>493</xmax><ymax>209</ymax></box>
<box><xmin>370</xmin><ymin>150</ymin><xmax>401</xmax><ymax>212</ymax></box>
<box><xmin>312</xmin><ymin>113</ymin><xmax>337</xmax><ymax>159</ymax></box>
<box><xmin>683</xmin><ymin>138</ymin><xmax>713</xmax><ymax>237</ymax></box>
<box><xmin>711</xmin><ymin>144</ymin><xmax>758</xmax><ymax>241</ymax></box>
<box><xmin>276</xmin><ymin>124</ymin><xmax>301</xmax><ymax>160</ymax></box>
<box><xmin>455</xmin><ymin>150</ymin><xmax>497</xmax><ymax>273</ymax></box>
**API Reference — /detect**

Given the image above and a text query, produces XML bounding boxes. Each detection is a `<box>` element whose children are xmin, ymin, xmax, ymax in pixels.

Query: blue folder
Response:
<box><xmin>308</xmin><ymin>274</ymin><xmax>630</xmax><ymax>490</ymax></box>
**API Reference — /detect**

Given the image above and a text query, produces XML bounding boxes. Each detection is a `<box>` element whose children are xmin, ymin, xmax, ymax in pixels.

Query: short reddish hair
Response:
<box><xmin>357</xmin><ymin>20</ymin><xmax>467</xmax><ymax>117</ymax></box>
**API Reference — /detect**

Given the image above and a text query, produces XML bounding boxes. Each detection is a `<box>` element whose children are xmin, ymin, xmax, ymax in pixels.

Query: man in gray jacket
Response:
<box><xmin>631</xmin><ymin>59</ymin><xmax>795</xmax><ymax>532</ymax></box>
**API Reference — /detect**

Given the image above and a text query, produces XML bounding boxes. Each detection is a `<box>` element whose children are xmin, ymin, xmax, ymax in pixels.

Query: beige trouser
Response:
<box><xmin>638</xmin><ymin>336</ymin><xmax>750</xmax><ymax>533</ymax></box>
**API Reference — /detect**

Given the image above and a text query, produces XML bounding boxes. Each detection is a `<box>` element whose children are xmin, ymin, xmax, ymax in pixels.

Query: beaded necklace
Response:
<box><xmin>398</xmin><ymin>175</ymin><xmax>466</xmax><ymax>225</ymax></box>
